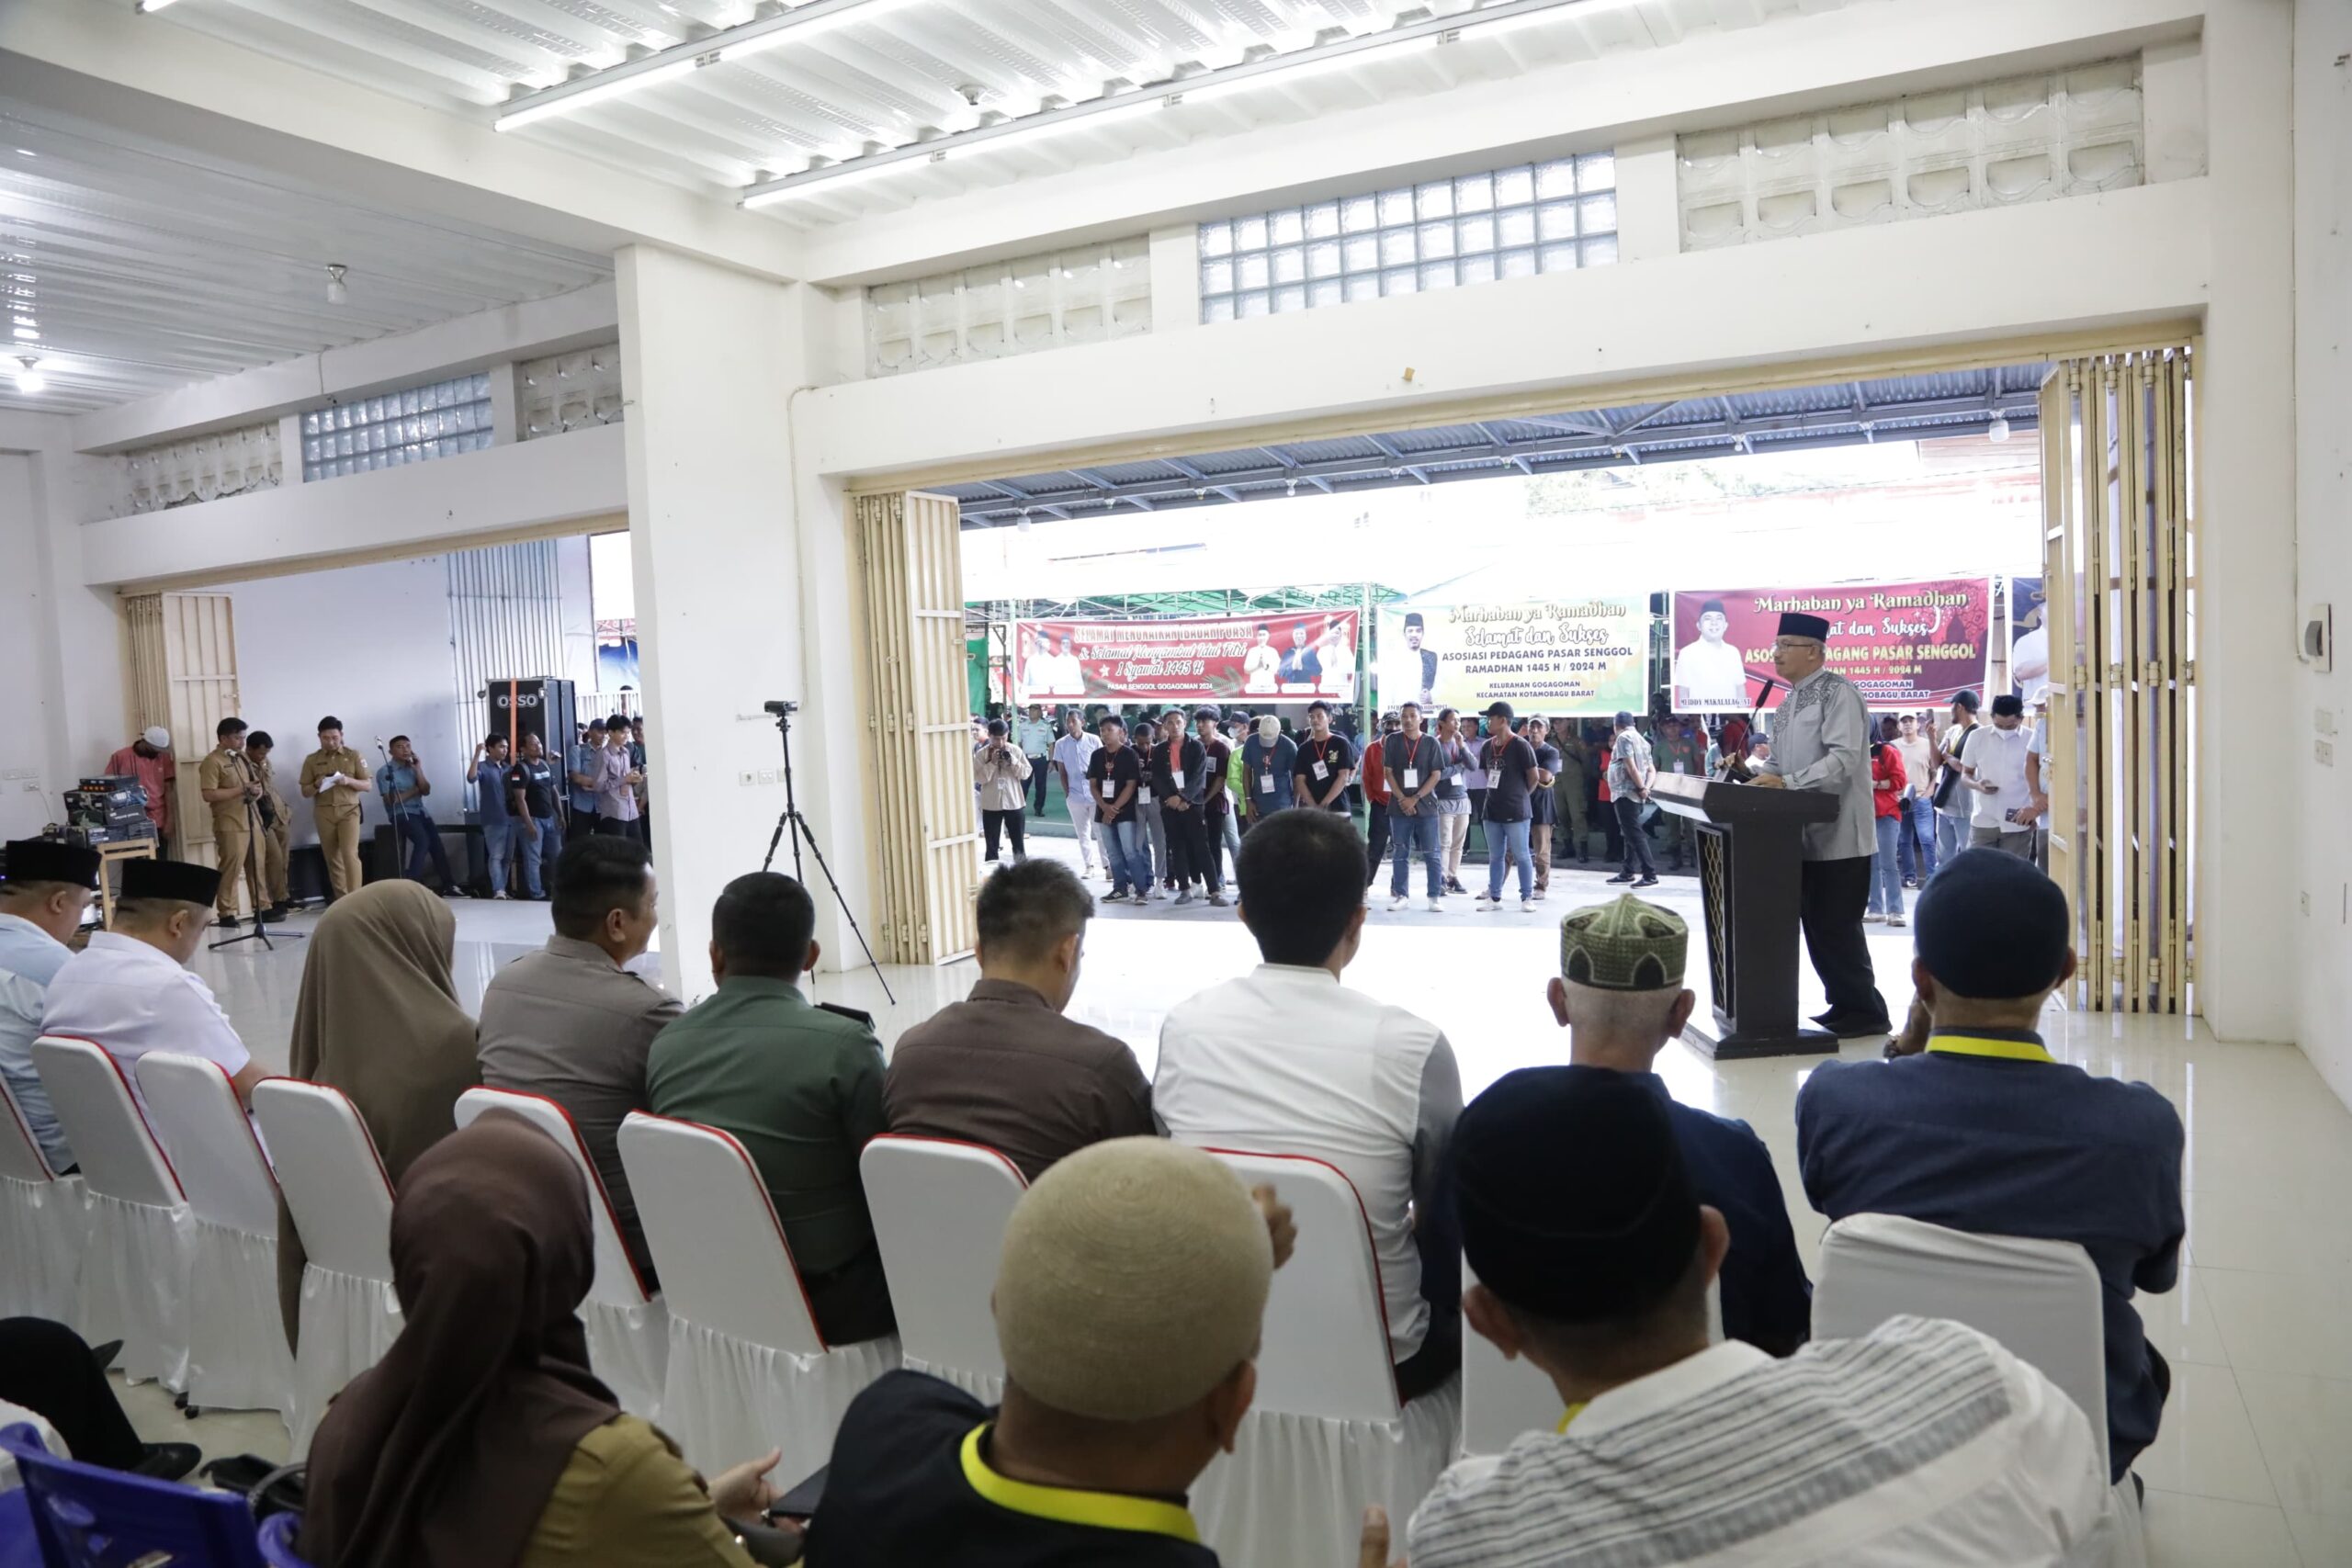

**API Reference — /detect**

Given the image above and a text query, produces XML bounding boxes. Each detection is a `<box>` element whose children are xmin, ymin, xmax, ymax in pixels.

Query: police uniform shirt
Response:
<box><xmin>808</xmin><ymin>1371</ymin><xmax>1216</xmax><ymax>1567</ymax></box>
<box><xmin>1753</xmin><ymin>667</ymin><xmax>1875</xmax><ymax>861</ymax></box>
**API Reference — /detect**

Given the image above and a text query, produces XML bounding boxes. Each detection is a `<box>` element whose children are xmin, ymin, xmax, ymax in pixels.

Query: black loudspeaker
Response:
<box><xmin>484</xmin><ymin>677</ymin><xmax>577</xmax><ymax>757</ymax></box>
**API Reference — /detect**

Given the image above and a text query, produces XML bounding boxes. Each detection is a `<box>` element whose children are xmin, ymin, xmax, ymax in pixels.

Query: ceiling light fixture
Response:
<box><xmin>493</xmin><ymin>0</ymin><xmax>926</xmax><ymax>133</ymax></box>
<box><xmin>134</xmin><ymin>0</ymin><xmax>184</xmax><ymax>10</ymax></box>
<box><xmin>13</xmin><ymin>356</ymin><xmax>43</xmax><ymax>395</ymax></box>
<box><xmin>325</xmin><ymin>264</ymin><xmax>349</xmax><ymax>305</ymax></box>
<box><xmin>1986</xmin><ymin>415</ymin><xmax>2012</xmax><ymax>444</ymax></box>
<box><xmin>739</xmin><ymin>0</ymin><xmax>1621</xmax><ymax>209</ymax></box>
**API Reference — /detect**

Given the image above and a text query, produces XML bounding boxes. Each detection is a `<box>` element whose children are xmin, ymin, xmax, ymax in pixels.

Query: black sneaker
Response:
<box><xmin>133</xmin><ymin>1443</ymin><xmax>201</xmax><ymax>1482</ymax></box>
<box><xmin>213</xmin><ymin>916</ymin><xmax>241</xmax><ymax>930</ymax></box>
<box><xmin>1606</xmin><ymin>873</ymin><xmax>1636</xmax><ymax>885</ymax></box>
<box><xmin>256</xmin><ymin>908</ymin><xmax>287</xmax><ymax>924</ymax></box>
<box><xmin>1634</xmin><ymin>875</ymin><xmax>1661</xmax><ymax>888</ymax></box>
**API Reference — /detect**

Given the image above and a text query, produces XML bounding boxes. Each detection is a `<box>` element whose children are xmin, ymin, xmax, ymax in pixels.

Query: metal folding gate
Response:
<box><xmin>857</xmin><ymin>491</ymin><xmax>980</xmax><ymax>964</ymax></box>
<box><xmin>2038</xmin><ymin>347</ymin><xmax>2197</xmax><ymax>1013</ymax></box>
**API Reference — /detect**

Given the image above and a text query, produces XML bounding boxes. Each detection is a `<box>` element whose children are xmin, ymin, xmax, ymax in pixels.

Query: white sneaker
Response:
<box><xmin>1388</xmin><ymin>895</ymin><xmax>1409</xmax><ymax>911</ymax></box>
<box><xmin>1864</xmin><ymin>912</ymin><xmax>1885</xmax><ymax>923</ymax></box>
<box><xmin>1888</xmin><ymin>914</ymin><xmax>1907</xmax><ymax>927</ymax></box>
<box><xmin>1521</xmin><ymin>899</ymin><xmax>1537</xmax><ymax>912</ymax></box>
<box><xmin>1477</xmin><ymin>899</ymin><xmax>1502</xmax><ymax>912</ymax></box>
<box><xmin>1426</xmin><ymin>897</ymin><xmax>1444</xmax><ymax>913</ymax></box>
<box><xmin>1149</xmin><ymin>886</ymin><xmax>1168</xmax><ymax>900</ymax></box>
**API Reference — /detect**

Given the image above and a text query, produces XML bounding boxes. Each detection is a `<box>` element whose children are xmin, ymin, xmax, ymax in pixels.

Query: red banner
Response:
<box><xmin>1668</xmin><ymin>579</ymin><xmax>1992</xmax><ymax>712</ymax></box>
<box><xmin>1013</xmin><ymin>611</ymin><xmax>1361</xmax><ymax>705</ymax></box>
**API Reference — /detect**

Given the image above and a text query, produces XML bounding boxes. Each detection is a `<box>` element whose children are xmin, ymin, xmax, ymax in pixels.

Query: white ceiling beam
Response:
<box><xmin>0</xmin><ymin>0</ymin><xmax>807</xmax><ymax>281</ymax></box>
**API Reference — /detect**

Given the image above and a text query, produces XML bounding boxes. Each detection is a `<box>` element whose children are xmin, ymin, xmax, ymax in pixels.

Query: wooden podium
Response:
<box><xmin>1651</xmin><ymin>774</ymin><xmax>1839</xmax><ymax>1059</ymax></box>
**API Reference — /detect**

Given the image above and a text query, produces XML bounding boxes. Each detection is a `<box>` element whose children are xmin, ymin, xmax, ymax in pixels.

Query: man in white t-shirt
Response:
<box><xmin>1892</xmin><ymin>712</ymin><xmax>1938</xmax><ymax>886</ymax></box>
<box><xmin>1961</xmin><ymin>694</ymin><xmax>2036</xmax><ymax>857</ymax></box>
<box><xmin>1674</xmin><ymin>600</ymin><xmax>1750</xmax><ymax>710</ymax></box>
<box><xmin>1932</xmin><ymin>691</ymin><xmax>1982</xmax><ymax>876</ymax></box>
<box><xmin>1047</xmin><ymin>709</ymin><xmax>1103</xmax><ymax>877</ymax></box>
<box><xmin>1155</xmin><ymin>809</ymin><xmax>1464</xmax><ymax>1404</ymax></box>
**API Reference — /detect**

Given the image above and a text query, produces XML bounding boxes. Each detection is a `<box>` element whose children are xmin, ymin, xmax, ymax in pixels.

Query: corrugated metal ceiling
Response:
<box><xmin>945</xmin><ymin>365</ymin><xmax>2049</xmax><ymax>525</ymax></box>
<box><xmin>0</xmin><ymin>96</ymin><xmax>615</xmax><ymax>413</ymax></box>
<box><xmin>151</xmin><ymin>0</ymin><xmax>1869</xmax><ymax>227</ymax></box>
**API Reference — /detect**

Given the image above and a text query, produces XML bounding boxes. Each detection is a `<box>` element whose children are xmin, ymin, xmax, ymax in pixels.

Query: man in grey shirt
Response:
<box><xmin>476</xmin><ymin>833</ymin><xmax>681</xmax><ymax>1279</ymax></box>
<box><xmin>1748</xmin><ymin>612</ymin><xmax>1887</xmax><ymax>1038</ymax></box>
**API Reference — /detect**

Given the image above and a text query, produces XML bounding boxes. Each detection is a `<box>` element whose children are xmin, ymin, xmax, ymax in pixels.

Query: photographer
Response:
<box><xmin>974</xmin><ymin>719</ymin><xmax>1033</xmax><ymax>867</ymax></box>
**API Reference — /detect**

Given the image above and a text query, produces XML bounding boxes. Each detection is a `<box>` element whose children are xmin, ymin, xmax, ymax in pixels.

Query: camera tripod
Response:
<box><xmin>761</xmin><ymin>701</ymin><xmax>893</xmax><ymax>1005</ymax></box>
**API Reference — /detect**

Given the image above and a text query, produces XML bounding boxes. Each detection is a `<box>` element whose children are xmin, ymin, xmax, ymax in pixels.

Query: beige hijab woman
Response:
<box><xmin>277</xmin><ymin>880</ymin><xmax>481</xmax><ymax>1345</ymax></box>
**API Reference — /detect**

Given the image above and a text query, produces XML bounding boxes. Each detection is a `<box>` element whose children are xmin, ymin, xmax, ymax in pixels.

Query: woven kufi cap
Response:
<box><xmin>995</xmin><ymin>1137</ymin><xmax>1272</xmax><ymax>1422</ymax></box>
<box><xmin>1559</xmin><ymin>894</ymin><xmax>1687</xmax><ymax>992</ymax></box>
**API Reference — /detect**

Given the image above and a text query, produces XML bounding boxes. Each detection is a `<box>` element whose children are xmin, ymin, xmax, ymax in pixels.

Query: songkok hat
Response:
<box><xmin>1404</xmin><ymin>612</ymin><xmax>1425</xmax><ymax>628</ymax></box>
<box><xmin>3</xmin><ymin>839</ymin><xmax>100</xmax><ymax>890</ymax></box>
<box><xmin>120</xmin><ymin>857</ymin><xmax>221</xmax><ymax>908</ymax></box>
<box><xmin>1777</xmin><ymin>611</ymin><xmax>1831</xmax><ymax>641</ymax></box>
<box><xmin>1453</xmin><ymin>1067</ymin><xmax>1700</xmax><ymax>1324</ymax></box>
<box><xmin>1559</xmin><ymin>895</ymin><xmax>1687</xmax><ymax>992</ymax></box>
<box><xmin>995</xmin><ymin>1137</ymin><xmax>1272</xmax><ymax>1422</ymax></box>
<box><xmin>1914</xmin><ymin>848</ymin><xmax>2069</xmax><ymax>998</ymax></box>
<box><xmin>1700</xmin><ymin>599</ymin><xmax>1726</xmax><ymax>616</ymax></box>
<box><xmin>141</xmin><ymin>727</ymin><xmax>171</xmax><ymax>750</ymax></box>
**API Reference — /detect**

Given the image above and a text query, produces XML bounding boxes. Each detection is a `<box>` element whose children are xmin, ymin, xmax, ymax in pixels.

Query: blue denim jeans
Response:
<box><xmin>515</xmin><ymin>815</ymin><xmax>555</xmax><ymax>897</ymax></box>
<box><xmin>1902</xmin><ymin>795</ymin><xmax>1939</xmax><ymax>881</ymax></box>
<box><xmin>1101</xmin><ymin>818</ymin><xmax>1155</xmax><ymax>897</ymax></box>
<box><xmin>396</xmin><ymin>811</ymin><xmax>457</xmax><ymax>888</ymax></box>
<box><xmin>482</xmin><ymin>818</ymin><xmax>514</xmax><ymax>896</ymax></box>
<box><xmin>1485</xmin><ymin>818</ymin><xmax>1535</xmax><ymax>901</ymax></box>
<box><xmin>1389</xmin><ymin>808</ymin><xmax>1442</xmax><ymax>897</ymax></box>
<box><xmin>1868</xmin><ymin>816</ymin><xmax>1905</xmax><ymax>916</ymax></box>
<box><xmin>1933</xmin><ymin>807</ymin><xmax>1971</xmax><ymax>877</ymax></box>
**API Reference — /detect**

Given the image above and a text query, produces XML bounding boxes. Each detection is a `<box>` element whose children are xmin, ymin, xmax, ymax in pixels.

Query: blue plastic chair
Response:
<box><xmin>255</xmin><ymin>1512</ymin><xmax>311</xmax><ymax>1568</ymax></box>
<box><xmin>0</xmin><ymin>1423</ymin><xmax>266</xmax><ymax>1568</ymax></box>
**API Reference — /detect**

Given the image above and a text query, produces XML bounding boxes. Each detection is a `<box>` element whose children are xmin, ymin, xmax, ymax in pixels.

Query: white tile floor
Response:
<box><xmin>126</xmin><ymin>841</ymin><xmax>2352</xmax><ymax>1562</ymax></box>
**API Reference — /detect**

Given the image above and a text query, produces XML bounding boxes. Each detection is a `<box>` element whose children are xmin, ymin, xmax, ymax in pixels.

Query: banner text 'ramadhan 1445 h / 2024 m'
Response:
<box><xmin>1012</xmin><ymin>610</ymin><xmax>1362</xmax><ymax>705</ymax></box>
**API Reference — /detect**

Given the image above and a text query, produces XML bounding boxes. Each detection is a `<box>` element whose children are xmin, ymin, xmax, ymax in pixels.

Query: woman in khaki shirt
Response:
<box><xmin>300</xmin><ymin>1115</ymin><xmax>790</xmax><ymax>1567</ymax></box>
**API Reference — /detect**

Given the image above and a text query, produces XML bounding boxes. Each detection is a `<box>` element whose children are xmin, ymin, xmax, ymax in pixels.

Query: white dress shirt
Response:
<box><xmin>0</xmin><ymin>911</ymin><xmax>76</xmax><ymax>1171</ymax></box>
<box><xmin>1754</xmin><ymin>665</ymin><xmax>1876</xmax><ymax>861</ymax></box>
<box><xmin>40</xmin><ymin>931</ymin><xmax>251</xmax><ymax>1118</ymax></box>
<box><xmin>1409</xmin><ymin>1315</ymin><xmax>2120</xmax><ymax>1568</ymax></box>
<box><xmin>1154</xmin><ymin>963</ymin><xmax>1462</xmax><ymax>1361</ymax></box>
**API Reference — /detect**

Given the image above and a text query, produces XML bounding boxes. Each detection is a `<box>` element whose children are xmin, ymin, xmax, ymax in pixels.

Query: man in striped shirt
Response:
<box><xmin>1408</xmin><ymin>1067</ymin><xmax>2120</xmax><ymax>1567</ymax></box>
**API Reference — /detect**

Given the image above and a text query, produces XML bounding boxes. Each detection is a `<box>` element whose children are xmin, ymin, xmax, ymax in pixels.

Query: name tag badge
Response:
<box><xmin>1487</xmin><ymin>768</ymin><xmax>1503</xmax><ymax>789</ymax></box>
<box><xmin>1101</xmin><ymin>780</ymin><xmax>1116</xmax><ymax>800</ymax></box>
<box><xmin>1449</xmin><ymin>769</ymin><xmax>1464</xmax><ymax>786</ymax></box>
<box><xmin>1172</xmin><ymin>769</ymin><xmax>1186</xmax><ymax>791</ymax></box>
<box><xmin>1312</xmin><ymin>761</ymin><xmax>1329</xmax><ymax>782</ymax></box>
<box><xmin>1258</xmin><ymin>773</ymin><xmax>1275</xmax><ymax>794</ymax></box>
<box><xmin>1402</xmin><ymin>768</ymin><xmax>1419</xmax><ymax>790</ymax></box>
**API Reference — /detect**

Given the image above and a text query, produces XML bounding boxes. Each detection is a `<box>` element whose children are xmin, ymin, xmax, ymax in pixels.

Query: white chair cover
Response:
<box><xmin>455</xmin><ymin>1088</ymin><xmax>668</xmax><ymax>1419</ymax></box>
<box><xmin>253</xmin><ymin>1080</ymin><xmax>404</xmax><ymax>1451</ymax></box>
<box><xmin>618</xmin><ymin>1112</ymin><xmax>899</xmax><ymax>1477</ymax></box>
<box><xmin>859</xmin><ymin>1134</ymin><xmax>1025</xmax><ymax>1403</ymax></box>
<box><xmin>32</xmin><ymin>1036</ymin><xmax>191</xmax><ymax>1392</ymax></box>
<box><xmin>0</xmin><ymin>1077</ymin><xmax>84</xmax><ymax>1323</ymax></box>
<box><xmin>1814</xmin><ymin>1212</ymin><xmax>2146</xmax><ymax>1567</ymax></box>
<box><xmin>134</xmin><ymin>1053</ymin><xmax>294</xmax><ymax>1422</ymax></box>
<box><xmin>1193</xmin><ymin>1150</ymin><xmax>1460</xmax><ymax>1568</ymax></box>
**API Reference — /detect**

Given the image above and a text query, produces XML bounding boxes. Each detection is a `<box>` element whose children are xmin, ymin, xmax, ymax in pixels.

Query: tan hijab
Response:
<box><xmin>277</xmin><ymin>881</ymin><xmax>481</xmax><ymax>1344</ymax></box>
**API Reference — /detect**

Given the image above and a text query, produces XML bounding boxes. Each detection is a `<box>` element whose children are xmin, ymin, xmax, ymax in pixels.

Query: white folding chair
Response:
<box><xmin>455</xmin><ymin>1089</ymin><xmax>668</xmax><ymax>1419</ymax></box>
<box><xmin>253</xmin><ymin>1080</ymin><xmax>404</xmax><ymax>1452</ymax></box>
<box><xmin>30</xmin><ymin>1036</ymin><xmax>191</xmax><ymax>1392</ymax></box>
<box><xmin>1190</xmin><ymin>1150</ymin><xmax>1459</xmax><ymax>1568</ymax></box>
<box><xmin>134</xmin><ymin>1053</ymin><xmax>294</xmax><ymax>1424</ymax></box>
<box><xmin>617</xmin><ymin>1112</ymin><xmax>898</xmax><ymax>1477</ymax></box>
<box><xmin>1815</xmin><ymin>1213</ymin><xmax>2146</xmax><ymax>1567</ymax></box>
<box><xmin>858</xmin><ymin>1134</ymin><xmax>1027</xmax><ymax>1401</ymax></box>
<box><xmin>0</xmin><ymin>1075</ymin><xmax>85</xmax><ymax>1324</ymax></box>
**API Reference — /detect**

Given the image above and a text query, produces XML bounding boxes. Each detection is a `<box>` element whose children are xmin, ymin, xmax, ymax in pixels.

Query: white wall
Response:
<box><xmin>2293</xmin><ymin>0</ymin><xmax>2352</xmax><ymax>1102</ymax></box>
<box><xmin>0</xmin><ymin>455</ymin><xmax>61</xmax><ymax>840</ymax></box>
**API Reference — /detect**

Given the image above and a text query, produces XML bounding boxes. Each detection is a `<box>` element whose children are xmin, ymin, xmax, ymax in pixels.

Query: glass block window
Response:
<box><xmin>301</xmin><ymin>372</ymin><xmax>492</xmax><ymax>482</ymax></box>
<box><xmin>1198</xmin><ymin>153</ymin><xmax>1615</xmax><ymax>323</ymax></box>
<box><xmin>866</xmin><ymin>237</ymin><xmax>1151</xmax><ymax>377</ymax></box>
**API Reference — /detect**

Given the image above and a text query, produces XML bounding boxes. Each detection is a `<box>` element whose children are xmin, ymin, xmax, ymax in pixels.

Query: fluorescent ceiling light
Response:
<box><xmin>740</xmin><ymin>0</ymin><xmax>1601</xmax><ymax>209</ymax></box>
<box><xmin>12</xmin><ymin>328</ymin><xmax>37</xmax><ymax>343</ymax></box>
<box><xmin>134</xmin><ymin>0</ymin><xmax>183</xmax><ymax>10</ymax></box>
<box><xmin>497</xmin><ymin>54</ymin><xmax>703</xmax><ymax>131</ymax></box>
<box><xmin>13</xmin><ymin>356</ymin><xmax>43</xmax><ymax>394</ymax></box>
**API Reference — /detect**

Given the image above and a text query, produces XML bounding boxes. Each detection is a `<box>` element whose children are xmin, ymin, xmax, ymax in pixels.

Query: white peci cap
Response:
<box><xmin>142</xmin><ymin>727</ymin><xmax>171</xmax><ymax>750</ymax></box>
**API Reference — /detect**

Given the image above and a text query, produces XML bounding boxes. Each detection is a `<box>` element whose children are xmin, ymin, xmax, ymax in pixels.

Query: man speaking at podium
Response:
<box><xmin>1747</xmin><ymin>612</ymin><xmax>1890</xmax><ymax>1039</ymax></box>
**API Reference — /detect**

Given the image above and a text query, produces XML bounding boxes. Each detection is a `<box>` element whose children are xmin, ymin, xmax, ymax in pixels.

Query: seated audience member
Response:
<box><xmin>301</xmin><ymin>1116</ymin><xmax>787</xmax><ymax>1568</ymax></box>
<box><xmin>808</xmin><ymin>1138</ymin><xmax>1301</xmax><ymax>1566</ymax></box>
<box><xmin>1408</xmin><ymin>1067</ymin><xmax>2120</xmax><ymax>1566</ymax></box>
<box><xmin>277</xmin><ymin>881</ymin><xmax>481</xmax><ymax>1347</ymax></box>
<box><xmin>0</xmin><ymin>840</ymin><xmax>101</xmax><ymax>1173</ymax></box>
<box><xmin>1797</xmin><ymin>848</ymin><xmax>2185</xmax><ymax>1485</ymax></box>
<box><xmin>477</xmin><ymin>836</ymin><xmax>681</xmax><ymax>1282</ymax></box>
<box><xmin>1154</xmin><ymin>807</ymin><xmax>1464</xmax><ymax>1401</ymax></box>
<box><xmin>0</xmin><ymin>1316</ymin><xmax>198</xmax><ymax>1480</ymax></box>
<box><xmin>40</xmin><ymin>858</ymin><xmax>261</xmax><ymax>1116</ymax></box>
<box><xmin>885</xmin><ymin>859</ymin><xmax>1152</xmax><ymax>1180</ymax></box>
<box><xmin>647</xmin><ymin>873</ymin><xmax>894</xmax><ymax>1345</ymax></box>
<box><xmin>1544</xmin><ymin>894</ymin><xmax>1812</xmax><ymax>1356</ymax></box>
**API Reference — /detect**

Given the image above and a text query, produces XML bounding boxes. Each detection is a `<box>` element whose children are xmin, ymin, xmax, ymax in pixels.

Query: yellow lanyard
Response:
<box><xmin>1555</xmin><ymin>1402</ymin><xmax>1588</xmax><ymax>1434</ymax></box>
<box><xmin>1924</xmin><ymin>1033</ymin><xmax>2054</xmax><ymax>1064</ymax></box>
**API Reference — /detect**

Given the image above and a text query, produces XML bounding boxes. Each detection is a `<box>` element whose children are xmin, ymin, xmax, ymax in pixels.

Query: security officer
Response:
<box><xmin>299</xmin><ymin>715</ymin><xmax>370</xmax><ymax>902</ymax></box>
<box><xmin>243</xmin><ymin>730</ymin><xmax>293</xmax><ymax>919</ymax></box>
<box><xmin>1748</xmin><ymin>611</ymin><xmax>1888</xmax><ymax>1038</ymax></box>
<box><xmin>195</xmin><ymin>716</ymin><xmax>264</xmax><ymax>928</ymax></box>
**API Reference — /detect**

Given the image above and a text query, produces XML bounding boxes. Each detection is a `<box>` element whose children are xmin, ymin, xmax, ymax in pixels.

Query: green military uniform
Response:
<box><xmin>644</xmin><ymin>976</ymin><xmax>894</xmax><ymax>1344</ymax></box>
<box><xmin>252</xmin><ymin>754</ymin><xmax>291</xmax><ymax>908</ymax></box>
<box><xmin>1551</xmin><ymin>730</ymin><xmax>1591</xmax><ymax>862</ymax></box>
<box><xmin>195</xmin><ymin>745</ymin><xmax>255</xmax><ymax>918</ymax></box>
<box><xmin>300</xmin><ymin>745</ymin><xmax>369</xmax><ymax>899</ymax></box>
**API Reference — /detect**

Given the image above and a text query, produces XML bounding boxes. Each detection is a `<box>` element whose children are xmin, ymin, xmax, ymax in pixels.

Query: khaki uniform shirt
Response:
<box><xmin>299</xmin><ymin>747</ymin><xmax>369</xmax><ymax>824</ymax></box>
<box><xmin>196</xmin><ymin>747</ymin><xmax>254</xmax><ymax>829</ymax></box>
<box><xmin>251</xmin><ymin>756</ymin><xmax>290</xmax><ymax>829</ymax></box>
